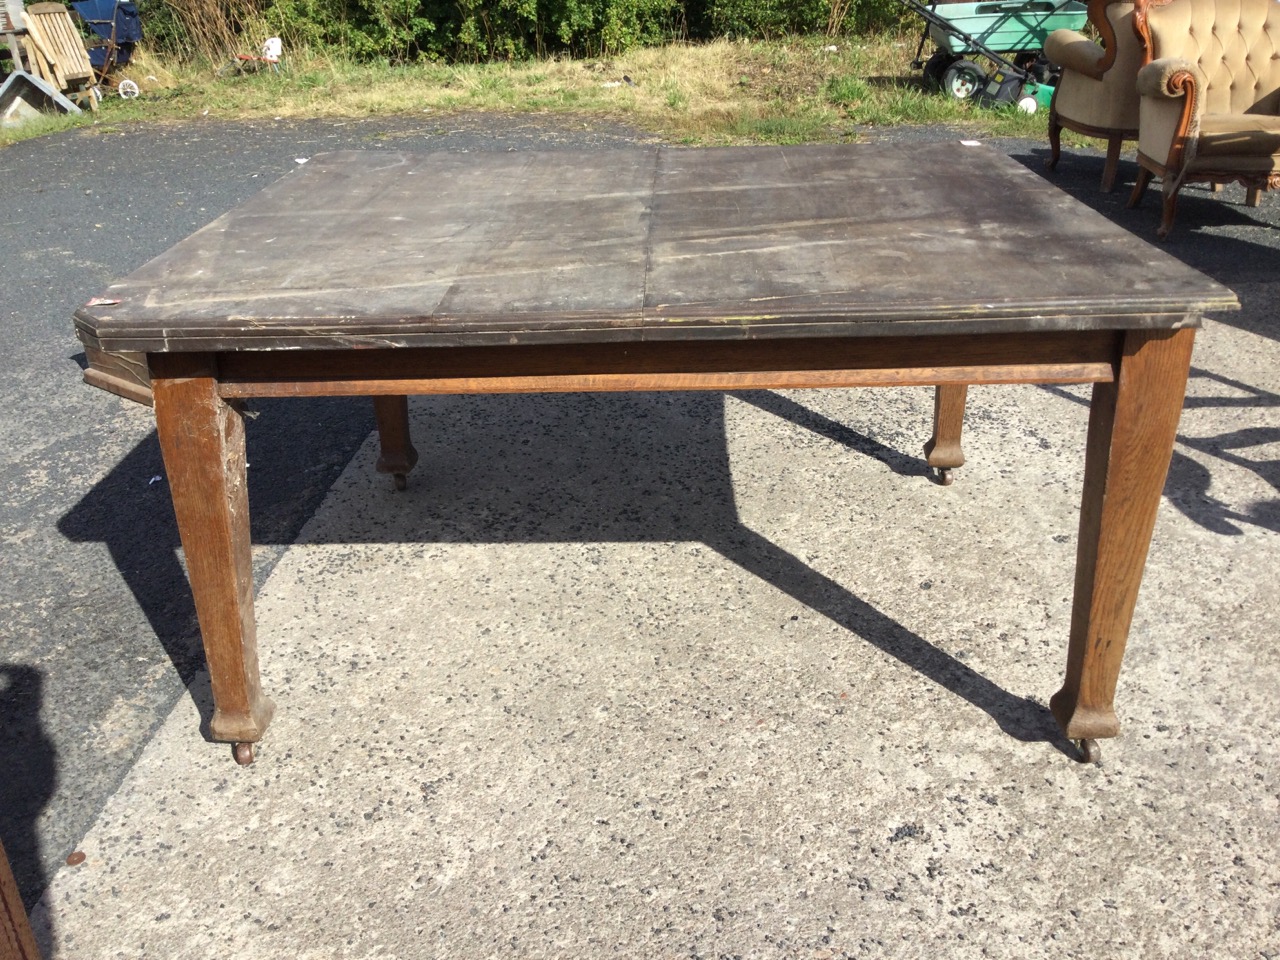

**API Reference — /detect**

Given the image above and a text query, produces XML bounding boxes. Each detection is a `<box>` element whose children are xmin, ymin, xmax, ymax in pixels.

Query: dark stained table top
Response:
<box><xmin>75</xmin><ymin>143</ymin><xmax>1237</xmax><ymax>354</ymax></box>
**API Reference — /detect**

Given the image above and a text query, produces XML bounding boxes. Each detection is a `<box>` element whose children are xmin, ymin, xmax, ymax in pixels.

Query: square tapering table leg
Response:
<box><xmin>152</xmin><ymin>355</ymin><xmax>275</xmax><ymax>763</ymax></box>
<box><xmin>1051</xmin><ymin>328</ymin><xmax>1195</xmax><ymax>742</ymax></box>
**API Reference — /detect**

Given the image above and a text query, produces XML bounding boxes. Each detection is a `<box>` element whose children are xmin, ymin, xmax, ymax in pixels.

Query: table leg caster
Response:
<box><xmin>936</xmin><ymin>467</ymin><xmax>954</xmax><ymax>486</ymax></box>
<box><xmin>232</xmin><ymin>742</ymin><xmax>256</xmax><ymax>765</ymax></box>
<box><xmin>392</xmin><ymin>472</ymin><xmax>408</xmax><ymax>491</ymax></box>
<box><xmin>1075</xmin><ymin>738</ymin><xmax>1101</xmax><ymax>765</ymax></box>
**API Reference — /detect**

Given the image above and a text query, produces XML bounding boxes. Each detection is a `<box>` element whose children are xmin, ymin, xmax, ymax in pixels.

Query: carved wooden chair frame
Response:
<box><xmin>1047</xmin><ymin>0</ymin><xmax>1149</xmax><ymax>192</ymax></box>
<box><xmin>1127</xmin><ymin>0</ymin><xmax>1280</xmax><ymax>237</ymax></box>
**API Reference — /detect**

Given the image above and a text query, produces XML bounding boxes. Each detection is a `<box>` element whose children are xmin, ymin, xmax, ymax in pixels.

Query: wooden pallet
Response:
<box><xmin>14</xmin><ymin>2</ymin><xmax>97</xmax><ymax>110</ymax></box>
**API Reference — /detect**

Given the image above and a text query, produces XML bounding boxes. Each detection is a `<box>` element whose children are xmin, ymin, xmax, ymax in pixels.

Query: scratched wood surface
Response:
<box><xmin>0</xmin><ymin>835</ymin><xmax>40</xmax><ymax>960</ymax></box>
<box><xmin>74</xmin><ymin>143</ymin><xmax>1236</xmax><ymax>354</ymax></box>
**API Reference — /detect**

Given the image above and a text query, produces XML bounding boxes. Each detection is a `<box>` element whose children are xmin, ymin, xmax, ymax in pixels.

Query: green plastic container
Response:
<box><xmin>928</xmin><ymin>0</ymin><xmax>1087</xmax><ymax>54</ymax></box>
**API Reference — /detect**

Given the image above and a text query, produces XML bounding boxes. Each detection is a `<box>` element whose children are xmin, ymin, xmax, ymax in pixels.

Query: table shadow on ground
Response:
<box><xmin>1007</xmin><ymin>146</ymin><xmax>1280</xmax><ymax>343</ymax></box>
<box><xmin>282</xmin><ymin>391</ymin><xmax>1068</xmax><ymax>752</ymax></box>
<box><xmin>1043</xmin><ymin>368</ymin><xmax>1280</xmax><ymax>536</ymax></box>
<box><xmin>0</xmin><ymin>665</ymin><xmax>56</xmax><ymax>913</ymax></box>
<box><xmin>60</xmin><ymin>390</ymin><xmax>1070</xmax><ymax>756</ymax></box>
<box><xmin>1011</xmin><ymin>147</ymin><xmax>1280</xmax><ymax>534</ymax></box>
<box><xmin>56</xmin><ymin>395</ymin><xmax>375</xmax><ymax>727</ymax></box>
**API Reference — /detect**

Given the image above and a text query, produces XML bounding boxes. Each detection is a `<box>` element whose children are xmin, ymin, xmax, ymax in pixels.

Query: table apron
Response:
<box><xmin>177</xmin><ymin>330</ymin><xmax>1124</xmax><ymax>399</ymax></box>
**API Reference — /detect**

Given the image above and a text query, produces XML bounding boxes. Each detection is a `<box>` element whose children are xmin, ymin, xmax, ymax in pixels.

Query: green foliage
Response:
<box><xmin>728</xmin><ymin>111</ymin><xmax>835</xmax><ymax>142</ymax></box>
<box><xmin>137</xmin><ymin>0</ymin><xmax>195</xmax><ymax>58</ymax></box>
<box><xmin>450</xmin><ymin>0</ymin><xmax>681</xmax><ymax>59</ymax></box>
<box><xmin>662</xmin><ymin>79</ymin><xmax>688</xmax><ymax>109</ymax></box>
<box><xmin>846</xmin><ymin>0</ymin><xmax>906</xmax><ymax>32</ymax></box>
<box><xmin>258</xmin><ymin>0</ymin><xmax>439</xmax><ymax>61</ymax></box>
<box><xmin>825</xmin><ymin>73</ymin><xmax>870</xmax><ymax>105</ymax></box>
<box><xmin>146</xmin><ymin>0</ymin><xmax>909</xmax><ymax>63</ymax></box>
<box><xmin>697</xmin><ymin>0</ymin><xmax>829</xmax><ymax>38</ymax></box>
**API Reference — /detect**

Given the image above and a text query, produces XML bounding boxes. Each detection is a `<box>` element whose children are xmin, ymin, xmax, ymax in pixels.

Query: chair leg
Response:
<box><xmin>1127</xmin><ymin>167</ymin><xmax>1153</xmax><ymax>209</ymax></box>
<box><xmin>1101</xmin><ymin>137</ymin><xmax>1122</xmax><ymax>193</ymax></box>
<box><xmin>1247</xmin><ymin>186</ymin><xmax>1262</xmax><ymax>207</ymax></box>
<box><xmin>1157</xmin><ymin>183</ymin><xmax>1180</xmax><ymax>241</ymax></box>
<box><xmin>1046</xmin><ymin>112</ymin><xmax>1062</xmax><ymax>172</ymax></box>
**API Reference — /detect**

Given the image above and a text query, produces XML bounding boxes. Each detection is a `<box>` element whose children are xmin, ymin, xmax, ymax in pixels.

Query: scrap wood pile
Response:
<box><xmin>3</xmin><ymin>1</ymin><xmax>97</xmax><ymax>110</ymax></box>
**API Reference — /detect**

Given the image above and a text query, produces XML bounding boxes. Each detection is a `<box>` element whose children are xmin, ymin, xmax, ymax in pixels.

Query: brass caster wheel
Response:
<box><xmin>937</xmin><ymin>467</ymin><xmax>954</xmax><ymax>486</ymax></box>
<box><xmin>1075</xmin><ymin>738</ymin><xmax>1101</xmax><ymax>765</ymax></box>
<box><xmin>392</xmin><ymin>472</ymin><xmax>408</xmax><ymax>491</ymax></box>
<box><xmin>232</xmin><ymin>742</ymin><xmax>256</xmax><ymax>765</ymax></box>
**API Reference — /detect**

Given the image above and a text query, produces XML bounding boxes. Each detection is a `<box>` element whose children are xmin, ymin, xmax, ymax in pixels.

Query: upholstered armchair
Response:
<box><xmin>1128</xmin><ymin>0</ymin><xmax>1280</xmax><ymax>238</ymax></box>
<box><xmin>1045</xmin><ymin>0</ymin><xmax>1149</xmax><ymax>191</ymax></box>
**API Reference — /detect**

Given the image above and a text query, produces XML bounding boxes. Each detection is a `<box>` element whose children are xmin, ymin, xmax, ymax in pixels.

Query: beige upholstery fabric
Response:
<box><xmin>1046</xmin><ymin>2</ymin><xmax>1145</xmax><ymax>132</ymax></box>
<box><xmin>1136</xmin><ymin>0</ymin><xmax>1280</xmax><ymax>167</ymax></box>
<box><xmin>1195</xmin><ymin>114</ymin><xmax>1280</xmax><ymax>159</ymax></box>
<box><xmin>1135</xmin><ymin>56</ymin><xmax>1205</xmax><ymax>159</ymax></box>
<box><xmin>1134</xmin><ymin>56</ymin><xmax>1207</xmax><ymax>98</ymax></box>
<box><xmin>1136</xmin><ymin>80</ymin><xmax>1189</xmax><ymax>162</ymax></box>
<box><xmin>1045</xmin><ymin>30</ymin><xmax>1107</xmax><ymax>78</ymax></box>
<box><xmin>1142</xmin><ymin>0</ymin><xmax>1280</xmax><ymax>116</ymax></box>
<box><xmin>1129</xmin><ymin>0</ymin><xmax>1280</xmax><ymax>235</ymax></box>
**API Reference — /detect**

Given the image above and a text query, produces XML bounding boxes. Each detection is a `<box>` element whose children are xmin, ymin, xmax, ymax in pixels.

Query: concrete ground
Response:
<box><xmin>2</xmin><ymin>116</ymin><xmax>1277</xmax><ymax>958</ymax></box>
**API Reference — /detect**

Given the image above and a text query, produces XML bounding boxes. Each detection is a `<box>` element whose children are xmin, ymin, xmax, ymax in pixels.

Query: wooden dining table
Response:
<box><xmin>74</xmin><ymin>142</ymin><xmax>1237</xmax><ymax>765</ymax></box>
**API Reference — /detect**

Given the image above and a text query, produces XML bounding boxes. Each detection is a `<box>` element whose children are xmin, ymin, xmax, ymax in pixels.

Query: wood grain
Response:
<box><xmin>74</xmin><ymin>145</ymin><xmax>1235</xmax><ymax>355</ymax></box>
<box><xmin>372</xmin><ymin>395</ymin><xmax>418</xmax><ymax>483</ymax></box>
<box><xmin>74</xmin><ymin>145</ymin><xmax>1232</xmax><ymax>757</ymax></box>
<box><xmin>152</xmin><ymin>353</ymin><xmax>274</xmax><ymax>744</ymax></box>
<box><xmin>1051</xmin><ymin>327</ymin><xmax>1196</xmax><ymax>739</ymax></box>
<box><xmin>82</xmin><ymin>346</ymin><xmax>151</xmax><ymax>406</ymax></box>
<box><xmin>0</xmin><ymin>835</ymin><xmax>39</xmax><ymax>960</ymax></box>
<box><xmin>213</xmin><ymin>331</ymin><xmax>1122</xmax><ymax>399</ymax></box>
<box><xmin>924</xmin><ymin>384</ymin><xmax>968</xmax><ymax>471</ymax></box>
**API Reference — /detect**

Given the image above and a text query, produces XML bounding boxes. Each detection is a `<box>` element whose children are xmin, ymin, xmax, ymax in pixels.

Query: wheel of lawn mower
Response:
<box><xmin>922</xmin><ymin>51</ymin><xmax>959</xmax><ymax>91</ymax></box>
<box><xmin>941</xmin><ymin>59</ymin><xmax>985</xmax><ymax>100</ymax></box>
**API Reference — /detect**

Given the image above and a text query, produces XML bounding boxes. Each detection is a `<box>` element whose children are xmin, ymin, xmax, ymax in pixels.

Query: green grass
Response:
<box><xmin>0</xmin><ymin>34</ymin><xmax>1062</xmax><ymax>148</ymax></box>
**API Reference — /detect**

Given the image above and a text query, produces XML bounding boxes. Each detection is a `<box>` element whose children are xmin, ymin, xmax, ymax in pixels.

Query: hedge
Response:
<box><xmin>139</xmin><ymin>0</ymin><xmax>906</xmax><ymax>63</ymax></box>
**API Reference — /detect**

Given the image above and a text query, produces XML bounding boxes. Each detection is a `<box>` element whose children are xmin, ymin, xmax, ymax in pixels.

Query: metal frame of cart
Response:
<box><xmin>902</xmin><ymin>0</ymin><xmax>1088</xmax><ymax>112</ymax></box>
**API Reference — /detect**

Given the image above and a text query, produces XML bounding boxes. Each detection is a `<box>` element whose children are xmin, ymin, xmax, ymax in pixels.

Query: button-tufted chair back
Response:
<box><xmin>1136</xmin><ymin>0</ymin><xmax>1280</xmax><ymax>115</ymax></box>
<box><xmin>1128</xmin><ymin>0</ymin><xmax>1280</xmax><ymax>236</ymax></box>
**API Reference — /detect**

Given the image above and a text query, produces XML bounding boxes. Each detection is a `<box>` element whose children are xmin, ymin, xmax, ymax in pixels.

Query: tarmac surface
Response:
<box><xmin>0</xmin><ymin>114</ymin><xmax>1277</xmax><ymax>958</ymax></box>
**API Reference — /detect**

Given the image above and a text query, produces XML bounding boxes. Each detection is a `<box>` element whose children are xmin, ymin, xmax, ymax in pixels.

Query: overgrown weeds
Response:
<box><xmin>0</xmin><ymin>33</ymin><xmax>1052</xmax><ymax>148</ymax></box>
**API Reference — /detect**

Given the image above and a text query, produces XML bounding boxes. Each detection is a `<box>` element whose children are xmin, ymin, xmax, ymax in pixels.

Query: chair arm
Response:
<box><xmin>1135</xmin><ymin>58</ymin><xmax>1206</xmax><ymax>179</ymax></box>
<box><xmin>1044</xmin><ymin>29</ymin><xmax>1106</xmax><ymax>80</ymax></box>
<box><xmin>1136</xmin><ymin>57</ymin><xmax>1206</xmax><ymax>100</ymax></box>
